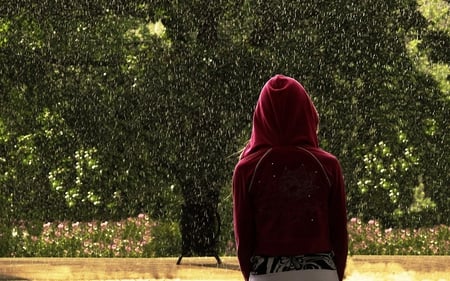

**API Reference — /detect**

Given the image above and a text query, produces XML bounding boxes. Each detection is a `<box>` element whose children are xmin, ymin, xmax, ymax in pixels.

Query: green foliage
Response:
<box><xmin>0</xmin><ymin>192</ymin><xmax>11</xmax><ymax>256</ymax></box>
<box><xmin>143</xmin><ymin>221</ymin><xmax>181</xmax><ymax>257</ymax></box>
<box><xmin>6</xmin><ymin>214</ymin><xmax>154</xmax><ymax>257</ymax></box>
<box><xmin>217</xmin><ymin>183</ymin><xmax>236</xmax><ymax>256</ymax></box>
<box><xmin>0</xmin><ymin>0</ymin><xmax>449</xmax><ymax>253</ymax></box>
<box><xmin>3</xmin><ymin>216</ymin><xmax>449</xmax><ymax>257</ymax></box>
<box><xmin>348</xmin><ymin>218</ymin><xmax>450</xmax><ymax>255</ymax></box>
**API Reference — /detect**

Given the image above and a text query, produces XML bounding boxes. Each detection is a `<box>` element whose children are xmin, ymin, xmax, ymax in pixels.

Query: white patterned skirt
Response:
<box><xmin>249</xmin><ymin>269</ymin><xmax>339</xmax><ymax>281</ymax></box>
<box><xmin>249</xmin><ymin>253</ymin><xmax>339</xmax><ymax>281</ymax></box>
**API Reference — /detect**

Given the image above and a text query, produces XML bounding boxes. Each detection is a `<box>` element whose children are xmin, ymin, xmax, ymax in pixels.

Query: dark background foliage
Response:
<box><xmin>1</xmin><ymin>0</ymin><xmax>449</xmax><ymax>255</ymax></box>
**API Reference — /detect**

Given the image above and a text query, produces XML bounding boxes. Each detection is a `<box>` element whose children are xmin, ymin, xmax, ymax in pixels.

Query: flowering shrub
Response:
<box><xmin>7</xmin><ymin>214</ymin><xmax>158</xmax><ymax>257</ymax></box>
<box><xmin>348</xmin><ymin>218</ymin><xmax>450</xmax><ymax>255</ymax></box>
<box><xmin>3</xmin><ymin>216</ymin><xmax>449</xmax><ymax>257</ymax></box>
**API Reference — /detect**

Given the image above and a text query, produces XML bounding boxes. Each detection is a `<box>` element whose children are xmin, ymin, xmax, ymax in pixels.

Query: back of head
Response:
<box><xmin>243</xmin><ymin>75</ymin><xmax>319</xmax><ymax>157</ymax></box>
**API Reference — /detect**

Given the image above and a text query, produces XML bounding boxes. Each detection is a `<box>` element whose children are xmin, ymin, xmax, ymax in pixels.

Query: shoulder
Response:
<box><xmin>308</xmin><ymin>147</ymin><xmax>339</xmax><ymax>163</ymax></box>
<box><xmin>234</xmin><ymin>149</ymin><xmax>271</xmax><ymax>177</ymax></box>
<box><xmin>307</xmin><ymin>147</ymin><xmax>343</xmax><ymax>175</ymax></box>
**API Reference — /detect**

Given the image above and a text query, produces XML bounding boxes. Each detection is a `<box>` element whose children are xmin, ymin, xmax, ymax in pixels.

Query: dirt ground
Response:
<box><xmin>0</xmin><ymin>256</ymin><xmax>448</xmax><ymax>281</ymax></box>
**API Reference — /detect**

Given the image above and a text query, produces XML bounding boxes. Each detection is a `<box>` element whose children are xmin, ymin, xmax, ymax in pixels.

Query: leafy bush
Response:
<box><xmin>348</xmin><ymin>218</ymin><xmax>450</xmax><ymax>255</ymax></box>
<box><xmin>2</xmin><ymin>215</ymin><xmax>449</xmax><ymax>257</ymax></box>
<box><xmin>217</xmin><ymin>184</ymin><xmax>236</xmax><ymax>256</ymax></box>
<box><xmin>143</xmin><ymin>220</ymin><xmax>181</xmax><ymax>257</ymax></box>
<box><xmin>0</xmin><ymin>223</ymin><xmax>11</xmax><ymax>257</ymax></box>
<box><xmin>6</xmin><ymin>214</ymin><xmax>154</xmax><ymax>257</ymax></box>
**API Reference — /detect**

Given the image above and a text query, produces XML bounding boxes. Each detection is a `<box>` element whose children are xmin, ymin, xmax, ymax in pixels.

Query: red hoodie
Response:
<box><xmin>233</xmin><ymin>75</ymin><xmax>348</xmax><ymax>281</ymax></box>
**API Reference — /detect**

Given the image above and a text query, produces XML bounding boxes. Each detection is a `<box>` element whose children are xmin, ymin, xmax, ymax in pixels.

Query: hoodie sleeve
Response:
<box><xmin>328</xmin><ymin>160</ymin><xmax>348</xmax><ymax>281</ymax></box>
<box><xmin>232</xmin><ymin>164</ymin><xmax>255</xmax><ymax>281</ymax></box>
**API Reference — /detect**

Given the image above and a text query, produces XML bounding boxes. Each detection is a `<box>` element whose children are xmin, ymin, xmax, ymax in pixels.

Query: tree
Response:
<box><xmin>0</xmin><ymin>0</ymin><xmax>448</xmax><ymax>259</ymax></box>
<box><xmin>410</xmin><ymin>0</ymin><xmax>450</xmax><ymax>225</ymax></box>
<box><xmin>0</xmin><ymin>1</ymin><xmax>171</xmax><ymax>221</ymax></box>
<box><xmin>235</xmin><ymin>0</ymin><xmax>449</xmax><ymax>227</ymax></box>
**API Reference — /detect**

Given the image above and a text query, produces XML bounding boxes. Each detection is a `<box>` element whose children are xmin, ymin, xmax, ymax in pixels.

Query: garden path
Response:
<box><xmin>0</xmin><ymin>256</ymin><xmax>449</xmax><ymax>281</ymax></box>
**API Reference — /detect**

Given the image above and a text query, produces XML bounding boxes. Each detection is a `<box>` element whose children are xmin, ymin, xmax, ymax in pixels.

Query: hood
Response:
<box><xmin>243</xmin><ymin>74</ymin><xmax>319</xmax><ymax>157</ymax></box>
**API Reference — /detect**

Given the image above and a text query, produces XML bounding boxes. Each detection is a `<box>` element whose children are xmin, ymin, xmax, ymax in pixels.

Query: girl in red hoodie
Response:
<box><xmin>233</xmin><ymin>75</ymin><xmax>348</xmax><ymax>281</ymax></box>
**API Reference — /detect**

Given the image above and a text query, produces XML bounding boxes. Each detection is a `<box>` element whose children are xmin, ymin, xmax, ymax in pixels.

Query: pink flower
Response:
<box><xmin>72</xmin><ymin>222</ymin><xmax>80</xmax><ymax>228</ymax></box>
<box><xmin>138</xmin><ymin>213</ymin><xmax>145</xmax><ymax>219</ymax></box>
<box><xmin>350</xmin><ymin>218</ymin><xmax>357</xmax><ymax>223</ymax></box>
<box><xmin>57</xmin><ymin>223</ymin><xmax>64</xmax><ymax>229</ymax></box>
<box><xmin>43</xmin><ymin>222</ymin><xmax>51</xmax><ymax>228</ymax></box>
<box><xmin>385</xmin><ymin>228</ymin><xmax>392</xmax><ymax>234</ymax></box>
<box><xmin>368</xmin><ymin>220</ymin><xmax>375</xmax><ymax>225</ymax></box>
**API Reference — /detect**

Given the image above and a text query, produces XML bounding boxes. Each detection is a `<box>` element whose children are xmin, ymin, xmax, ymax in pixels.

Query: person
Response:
<box><xmin>232</xmin><ymin>74</ymin><xmax>348</xmax><ymax>281</ymax></box>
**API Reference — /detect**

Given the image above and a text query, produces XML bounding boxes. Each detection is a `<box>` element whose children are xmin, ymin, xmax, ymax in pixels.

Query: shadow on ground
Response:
<box><xmin>178</xmin><ymin>261</ymin><xmax>240</xmax><ymax>271</ymax></box>
<box><xmin>0</xmin><ymin>274</ymin><xmax>29</xmax><ymax>281</ymax></box>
